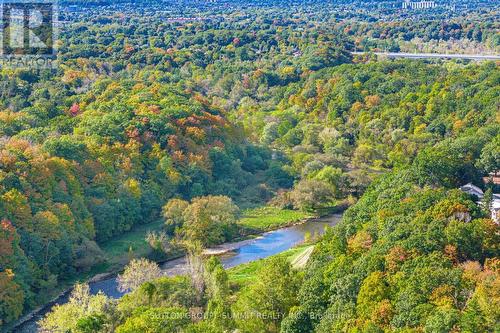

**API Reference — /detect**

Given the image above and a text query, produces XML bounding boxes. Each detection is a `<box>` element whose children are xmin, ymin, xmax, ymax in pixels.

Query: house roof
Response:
<box><xmin>483</xmin><ymin>174</ymin><xmax>500</xmax><ymax>185</ymax></box>
<box><xmin>460</xmin><ymin>183</ymin><xmax>484</xmax><ymax>197</ymax></box>
<box><xmin>492</xmin><ymin>200</ymin><xmax>500</xmax><ymax>210</ymax></box>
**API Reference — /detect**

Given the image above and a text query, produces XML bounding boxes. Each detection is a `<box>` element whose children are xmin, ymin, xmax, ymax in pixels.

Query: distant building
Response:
<box><xmin>460</xmin><ymin>183</ymin><xmax>484</xmax><ymax>199</ymax></box>
<box><xmin>483</xmin><ymin>172</ymin><xmax>500</xmax><ymax>185</ymax></box>
<box><xmin>459</xmin><ymin>183</ymin><xmax>500</xmax><ymax>224</ymax></box>
<box><xmin>402</xmin><ymin>1</ymin><xmax>437</xmax><ymax>9</ymax></box>
<box><xmin>492</xmin><ymin>200</ymin><xmax>500</xmax><ymax>224</ymax></box>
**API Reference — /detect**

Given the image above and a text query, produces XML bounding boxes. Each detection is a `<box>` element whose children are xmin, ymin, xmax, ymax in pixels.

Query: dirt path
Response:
<box><xmin>291</xmin><ymin>245</ymin><xmax>315</xmax><ymax>269</ymax></box>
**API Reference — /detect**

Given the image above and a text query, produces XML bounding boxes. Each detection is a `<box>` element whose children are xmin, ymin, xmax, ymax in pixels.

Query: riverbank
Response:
<box><xmin>9</xmin><ymin>207</ymin><xmax>340</xmax><ymax>332</ymax></box>
<box><xmin>227</xmin><ymin>244</ymin><xmax>316</xmax><ymax>286</ymax></box>
<box><xmin>238</xmin><ymin>206</ymin><xmax>314</xmax><ymax>232</ymax></box>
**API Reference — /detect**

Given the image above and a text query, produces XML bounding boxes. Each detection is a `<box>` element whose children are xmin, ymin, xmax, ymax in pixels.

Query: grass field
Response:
<box><xmin>238</xmin><ymin>206</ymin><xmax>313</xmax><ymax>231</ymax></box>
<box><xmin>228</xmin><ymin>245</ymin><xmax>314</xmax><ymax>286</ymax></box>
<box><xmin>100</xmin><ymin>219</ymin><xmax>166</xmax><ymax>268</ymax></box>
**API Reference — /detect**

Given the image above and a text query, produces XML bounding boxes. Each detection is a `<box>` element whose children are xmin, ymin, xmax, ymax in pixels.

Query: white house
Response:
<box><xmin>459</xmin><ymin>183</ymin><xmax>484</xmax><ymax>199</ymax></box>
<box><xmin>492</xmin><ymin>200</ymin><xmax>500</xmax><ymax>224</ymax></box>
<box><xmin>460</xmin><ymin>183</ymin><xmax>500</xmax><ymax>224</ymax></box>
<box><xmin>402</xmin><ymin>1</ymin><xmax>437</xmax><ymax>9</ymax></box>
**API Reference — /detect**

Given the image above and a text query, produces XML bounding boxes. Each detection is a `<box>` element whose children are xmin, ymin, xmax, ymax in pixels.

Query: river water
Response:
<box><xmin>15</xmin><ymin>214</ymin><xmax>342</xmax><ymax>332</ymax></box>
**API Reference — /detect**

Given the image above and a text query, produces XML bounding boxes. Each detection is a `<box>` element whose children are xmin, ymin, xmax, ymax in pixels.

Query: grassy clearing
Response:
<box><xmin>238</xmin><ymin>206</ymin><xmax>313</xmax><ymax>231</ymax></box>
<box><xmin>100</xmin><ymin>219</ymin><xmax>165</xmax><ymax>267</ymax></box>
<box><xmin>228</xmin><ymin>244</ymin><xmax>313</xmax><ymax>286</ymax></box>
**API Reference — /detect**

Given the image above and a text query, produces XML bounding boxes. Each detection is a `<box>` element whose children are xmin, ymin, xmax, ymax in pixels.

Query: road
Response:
<box><xmin>352</xmin><ymin>51</ymin><xmax>500</xmax><ymax>61</ymax></box>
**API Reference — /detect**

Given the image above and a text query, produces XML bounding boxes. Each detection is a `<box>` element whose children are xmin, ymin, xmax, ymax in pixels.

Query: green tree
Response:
<box><xmin>0</xmin><ymin>270</ymin><xmax>24</xmax><ymax>326</ymax></box>
<box><xmin>477</xmin><ymin>137</ymin><xmax>499</xmax><ymax>174</ymax></box>
<box><xmin>117</xmin><ymin>258</ymin><xmax>162</xmax><ymax>293</ymax></box>
<box><xmin>290</xmin><ymin>179</ymin><xmax>334</xmax><ymax>211</ymax></box>
<box><xmin>234</xmin><ymin>257</ymin><xmax>300</xmax><ymax>333</ymax></box>
<box><xmin>39</xmin><ymin>283</ymin><xmax>110</xmax><ymax>333</ymax></box>
<box><xmin>75</xmin><ymin>314</ymin><xmax>106</xmax><ymax>333</ymax></box>
<box><xmin>204</xmin><ymin>257</ymin><xmax>234</xmax><ymax>330</ymax></box>
<box><xmin>180</xmin><ymin>196</ymin><xmax>239</xmax><ymax>247</ymax></box>
<box><xmin>356</xmin><ymin>271</ymin><xmax>388</xmax><ymax>319</ymax></box>
<box><xmin>163</xmin><ymin>198</ymin><xmax>189</xmax><ymax>231</ymax></box>
<box><xmin>116</xmin><ymin>307</ymin><xmax>190</xmax><ymax>333</ymax></box>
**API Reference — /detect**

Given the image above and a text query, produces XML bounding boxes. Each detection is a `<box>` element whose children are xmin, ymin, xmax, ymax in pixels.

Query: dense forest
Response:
<box><xmin>0</xmin><ymin>0</ymin><xmax>498</xmax><ymax>331</ymax></box>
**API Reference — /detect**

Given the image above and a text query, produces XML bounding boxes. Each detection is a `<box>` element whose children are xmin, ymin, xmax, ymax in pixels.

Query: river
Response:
<box><xmin>15</xmin><ymin>214</ymin><xmax>342</xmax><ymax>332</ymax></box>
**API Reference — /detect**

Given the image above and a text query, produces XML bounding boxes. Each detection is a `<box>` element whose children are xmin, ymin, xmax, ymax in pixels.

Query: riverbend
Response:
<box><xmin>14</xmin><ymin>214</ymin><xmax>342</xmax><ymax>332</ymax></box>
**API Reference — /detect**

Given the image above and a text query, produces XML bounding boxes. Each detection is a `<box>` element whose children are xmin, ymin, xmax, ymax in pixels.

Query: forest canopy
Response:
<box><xmin>0</xmin><ymin>0</ymin><xmax>499</xmax><ymax>330</ymax></box>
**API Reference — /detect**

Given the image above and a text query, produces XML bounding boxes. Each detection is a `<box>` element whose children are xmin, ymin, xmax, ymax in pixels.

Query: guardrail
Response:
<box><xmin>352</xmin><ymin>51</ymin><xmax>500</xmax><ymax>61</ymax></box>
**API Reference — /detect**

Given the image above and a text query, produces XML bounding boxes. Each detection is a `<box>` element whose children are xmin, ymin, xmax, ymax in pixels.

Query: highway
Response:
<box><xmin>352</xmin><ymin>51</ymin><xmax>500</xmax><ymax>61</ymax></box>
